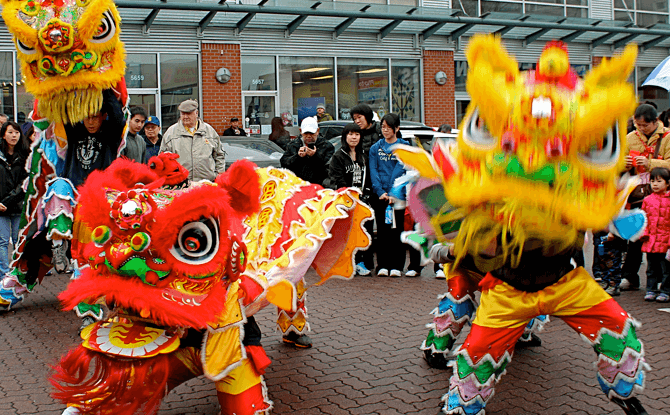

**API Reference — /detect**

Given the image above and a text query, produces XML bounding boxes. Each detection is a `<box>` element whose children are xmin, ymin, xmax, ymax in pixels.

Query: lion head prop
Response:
<box><xmin>396</xmin><ymin>35</ymin><xmax>638</xmax><ymax>266</ymax></box>
<box><xmin>1</xmin><ymin>0</ymin><xmax>126</xmax><ymax>124</ymax></box>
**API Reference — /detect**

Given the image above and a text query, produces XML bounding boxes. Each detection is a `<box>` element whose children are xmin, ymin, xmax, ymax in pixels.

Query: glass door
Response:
<box><xmin>243</xmin><ymin>94</ymin><xmax>276</xmax><ymax>136</ymax></box>
<box><xmin>128</xmin><ymin>92</ymin><xmax>158</xmax><ymax>119</ymax></box>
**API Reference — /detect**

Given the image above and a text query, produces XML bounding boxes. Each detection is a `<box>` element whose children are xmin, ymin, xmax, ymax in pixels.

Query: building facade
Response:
<box><xmin>1</xmin><ymin>0</ymin><xmax>669</xmax><ymax>133</ymax></box>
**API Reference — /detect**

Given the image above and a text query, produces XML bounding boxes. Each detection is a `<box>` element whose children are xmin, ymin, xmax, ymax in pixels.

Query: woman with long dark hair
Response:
<box><xmin>268</xmin><ymin>116</ymin><xmax>290</xmax><ymax>151</ymax></box>
<box><xmin>0</xmin><ymin>121</ymin><xmax>30</xmax><ymax>276</ymax></box>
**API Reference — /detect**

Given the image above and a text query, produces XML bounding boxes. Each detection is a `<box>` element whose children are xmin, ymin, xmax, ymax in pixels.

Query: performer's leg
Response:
<box><xmin>443</xmin><ymin>275</ymin><xmax>533</xmax><ymax>414</ymax></box>
<box><xmin>548</xmin><ymin>268</ymin><xmax>648</xmax><ymax>413</ymax></box>
<box><xmin>215</xmin><ymin>359</ymin><xmax>272</xmax><ymax>415</ymax></box>
<box><xmin>277</xmin><ymin>278</ymin><xmax>312</xmax><ymax>348</ymax></box>
<box><xmin>422</xmin><ymin>267</ymin><xmax>479</xmax><ymax>369</ymax></box>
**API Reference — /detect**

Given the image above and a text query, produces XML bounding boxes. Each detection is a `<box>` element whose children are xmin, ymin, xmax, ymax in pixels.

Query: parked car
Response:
<box><xmin>221</xmin><ymin>137</ymin><xmax>284</xmax><ymax>170</ymax></box>
<box><xmin>319</xmin><ymin>120</ymin><xmax>457</xmax><ymax>153</ymax></box>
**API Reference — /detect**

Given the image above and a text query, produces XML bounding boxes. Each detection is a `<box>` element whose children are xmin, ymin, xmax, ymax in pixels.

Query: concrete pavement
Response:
<box><xmin>0</xmin><ymin>264</ymin><xmax>668</xmax><ymax>415</ymax></box>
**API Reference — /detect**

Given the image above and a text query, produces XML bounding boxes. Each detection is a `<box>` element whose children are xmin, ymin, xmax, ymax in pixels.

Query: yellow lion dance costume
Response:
<box><xmin>396</xmin><ymin>36</ymin><xmax>649</xmax><ymax>415</ymax></box>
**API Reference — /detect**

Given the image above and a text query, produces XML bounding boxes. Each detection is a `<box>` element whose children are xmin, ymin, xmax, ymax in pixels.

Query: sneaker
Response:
<box><xmin>390</xmin><ymin>269</ymin><xmax>402</xmax><ymax>278</ymax></box>
<box><xmin>516</xmin><ymin>333</ymin><xmax>542</xmax><ymax>348</ymax></box>
<box><xmin>644</xmin><ymin>292</ymin><xmax>657</xmax><ymax>301</ymax></box>
<box><xmin>423</xmin><ymin>349</ymin><xmax>452</xmax><ymax>370</ymax></box>
<box><xmin>435</xmin><ymin>269</ymin><xmax>446</xmax><ymax>279</ymax></box>
<box><xmin>356</xmin><ymin>262</ymin><xmax>371</xmax><ymax>276</ymax></box>
<box><xmin>619</xmin><ymin>278</ymin><xmax>630</xmax><ymax>290</ymax></box>
<box><xmin>52</xmin><ymin>240</ymin><xmax>71</xmax><ymax>274</ymax></box>
<box><xmin>282</xmin><ymin>331</ymin><xmax>312</xmax><ymax>348</ymax></box>
<box><xmin>405</xmin><ymin>270</ymin><xmax>418</xmax><ymax>277</ymax></box>
<box><xmin>610</xmin><ymin>396</ymin><xmax>649</xmax><ymax>415</ymax></box>
<box><xmin>377</xmin><ymin>268</ymin><xmax>389</xmax><ymax>277</ymax></box>
<box><xmin>656</xmin><ymin>293</ymin><xmax>670</xmax><ymax>303</ymax></box>
<box><xmin>605</xmin><ymin>285</ymin><xmax>621</xmax><ymax>296</ymax></box>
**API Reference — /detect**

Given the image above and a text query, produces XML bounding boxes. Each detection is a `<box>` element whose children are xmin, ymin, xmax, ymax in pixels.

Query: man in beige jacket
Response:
<box><xmin>621</xmin><ymin>103</ymin><xmax>670</xmax><ymax>292</ymax></box>
<box><xmin>160</xmin><ymin>99</ymin><xmax>226</xmax><ymax>182</ymax></box>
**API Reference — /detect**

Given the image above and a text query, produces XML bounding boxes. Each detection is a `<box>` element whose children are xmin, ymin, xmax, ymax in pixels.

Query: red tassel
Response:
<box><xmin>51</xmin><ymin>346</ymin><xmax>170</xmax><ymax>415</ymax></box>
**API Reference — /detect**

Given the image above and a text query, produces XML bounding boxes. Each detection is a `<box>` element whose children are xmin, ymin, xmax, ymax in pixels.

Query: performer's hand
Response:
<box><xmin>0</xmin><ymin>204</ymin><xmax>6</xmax><ymax>212</ymax></box>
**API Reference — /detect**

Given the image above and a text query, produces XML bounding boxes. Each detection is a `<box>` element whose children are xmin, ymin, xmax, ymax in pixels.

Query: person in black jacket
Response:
<box><xmin>328</xmin><ymin>123</ymin><xmax>374</xmax><ymax>275</ymax></box>
<box><xmin>350</xmin><ymin>103</ymin><xmax>381</xmax><ymax>164</ymax></box>
<box><xmin>0</xmin><ymin>121</ymin><xmax>30</xmax><ymax>276</ymax></box>
<box><xmin>280</xmin><ymin>117</ymin><xmax>334</xmax><ymax>186</ymax></box>
<box><xmin>63</xmin><ymin>89</ymin><xmax>126</xmax><ymax>187</ymax></box>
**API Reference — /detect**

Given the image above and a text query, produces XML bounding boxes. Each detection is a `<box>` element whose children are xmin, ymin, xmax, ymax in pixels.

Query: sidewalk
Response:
<box><xmin>0</xmin><ymin>265</ymin><xmax>667</xmax><ymax>415</ymax></box>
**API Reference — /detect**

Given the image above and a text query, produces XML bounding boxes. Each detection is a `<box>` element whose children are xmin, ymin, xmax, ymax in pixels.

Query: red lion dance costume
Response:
<box><xmin>50</xmin><ymin>158</ymin><xmax>372</xmax><ymax>415</ymax></box>
<box><xmin>395</xmin><ymin>36</ymin><xmax>649</xmax><ymax>415</ymax></box>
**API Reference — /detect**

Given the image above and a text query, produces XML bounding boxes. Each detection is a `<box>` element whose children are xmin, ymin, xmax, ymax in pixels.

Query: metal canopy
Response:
<box><xmin>112</xmin><ymin>0</ymin><xmax>670</xmax><ymax>49</ymax></box>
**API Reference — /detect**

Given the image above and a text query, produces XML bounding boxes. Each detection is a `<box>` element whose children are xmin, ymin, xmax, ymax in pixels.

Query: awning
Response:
<box><xmin>115</xmin><ymin>0</ymin><xmax>670</xmax><ymax>51</ymax></box>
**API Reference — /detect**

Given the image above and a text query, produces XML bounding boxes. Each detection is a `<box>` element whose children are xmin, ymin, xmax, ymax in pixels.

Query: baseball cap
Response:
<box><xmin>146</xmin><ymin>116</ymin><xmax>160</xmax><ymax>127</ymax></box>
<box><xmin>178</xmin><ymin>99</ymin><xmax>198</xmax><ymax>113</ymax></box>
<box><xmin>231</xmin><ymin>117</ymin><xmax>239</xmax><ymax>122</ymax></box>
<box><xmin>301</xmin><ymin>117</ymin><xmax>319</xmax><ymax>134</ymax></box>
<box><xmin>316</xmin><ymin>103</ymin><xmax>325</xmax><ymax>110</ymax></box>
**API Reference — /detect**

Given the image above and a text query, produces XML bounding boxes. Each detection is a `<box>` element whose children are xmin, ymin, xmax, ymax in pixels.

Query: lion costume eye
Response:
<box><xmin>16</xmin><ymin>38</ymin><xmax>36</xmax><ymax>56</ymax></box>
<box><xmin>90</xmin><ymin>11</ymin><xmax>116</xmax><ymax>44</ymax></box>
<box><xmin>579</xmin><ymin>124</ymin><xmax>620</xmax><ymax>166</ymax></box>
<box><xmin>463</xmin><ymin>107</ymin><xmax>497</xmax><ymax>149</ymax></box>
<box><xmin>170</xmin><ymin>217</ymin><xmax>220</xmax><ymax>265</ymax></box>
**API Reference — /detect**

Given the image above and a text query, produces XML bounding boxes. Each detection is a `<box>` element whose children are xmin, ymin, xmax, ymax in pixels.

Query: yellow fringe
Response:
<box><xmin>37</xmin><ymin>88</ymin><xmax>104</xmax><ymax>125</ymax></box>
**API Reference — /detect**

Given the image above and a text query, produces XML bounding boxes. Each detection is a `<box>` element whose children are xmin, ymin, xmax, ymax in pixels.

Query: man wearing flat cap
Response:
<box><xmin>222</xmin><ymin>117</ymin><xmax>247</xmax><ymax>137</ymax></box>
<box><xmin>160</xmin><ymin>99</ymin><xmax>226</xmax><ymax>182</ymax></box>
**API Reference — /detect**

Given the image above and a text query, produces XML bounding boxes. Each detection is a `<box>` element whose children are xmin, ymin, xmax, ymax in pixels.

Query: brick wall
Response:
<box><xmin>201</xmin><ymin>43</ymin><xmax>242</xmax><ymax>135</ymax></box>
<box><xmin>423</xmin><ymin>49</ymin><xmax>455</xmax><ymax>128</ymax></box>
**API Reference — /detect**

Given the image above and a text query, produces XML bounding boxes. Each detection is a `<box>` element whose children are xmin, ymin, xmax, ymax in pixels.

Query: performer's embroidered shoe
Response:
<box><xmin>282</xmin><ymin>331</ymin><xmax>313</xmax><ymax>348</ymax></box>
<box><xmin>516</xmin><ymin>333</ymin><xmax>542</xmax><ymax>348</ymax></box>
<box><xmin>78</xmin><ymin>316</ymin><xmax>97</xmax><ymax>336</ymax></box>
<box><xmin>423</xmin><ymin>349</ymin><xmax>452</xmax><ymax>370</ymax></box>
<box><xmin>611</xmin><ymin>397</ymin><xmax>649</xmax><ymax>415</ymax></box>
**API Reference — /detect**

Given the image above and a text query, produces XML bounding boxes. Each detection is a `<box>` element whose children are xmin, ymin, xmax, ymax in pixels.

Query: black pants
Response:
<box><xmin>621</xmin><ymin>239</ymin><xmax>643</xmax><ymax>289</ymax></box>
<box><xmin>371</xmin><ymin>198</ymin><xmax>405</xmax><ymax>271</ymax></box>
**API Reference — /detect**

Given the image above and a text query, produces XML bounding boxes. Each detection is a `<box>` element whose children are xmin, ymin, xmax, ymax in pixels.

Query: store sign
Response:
<box><xmin>358</xmin><ymin>77</ymin><xmax>386</xmax><ymax>90</ymax></box>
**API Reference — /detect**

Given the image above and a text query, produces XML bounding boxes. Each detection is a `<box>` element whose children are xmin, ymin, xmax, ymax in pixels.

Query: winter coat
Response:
<box><xmin>121</xmin><ymin>132</ymin><xmax>147</xmax><ymax>164</ymax></box>
<box><xmin>328</xmin><ymin>148</ymin><xmax>371</xmax><ymax>196</ymax></box>
<box><xmin>0</xmin><ymin>150</ymin><xmax>28</xmax><ymax>216</ymax></box>
<box><xmin>369</xmin><ymin>138</ymin><xmax>409</xmax><ymax>198</ymax></box>
<box><xmin>280</xmin><ymin>135</ymin><xmax>334</xmax><ymax>185</ymax></box>
<box><xmin>641</xmin><ymin>192</ymin><xmax>670</xmax><ymax>253</ymax></box>
<box><xmin>360</xmin><ymin>122</ymin><xmax>382</xmax><ymax>165</ymax></box>
<box><xmin>625</xmin><ymin>122</ymin><xmax>670</xmax><ymax>173</ymax></box>
<box><xmin>160</xmin><ymin>120</ymin><xmax>226</xmax><ymax>182</ymax></box>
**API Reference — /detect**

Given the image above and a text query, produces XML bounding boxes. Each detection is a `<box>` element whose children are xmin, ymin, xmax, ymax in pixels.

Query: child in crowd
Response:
<box><xmin>640</xmin><ymin>167</ymin><xmax>670</xmax><ymax>302</ymax></box>
<box><xmin>369</xmin><ymin>113</ymin><xmax>409</xmax><ymax>277</ymax></box>
<box><xmin>591</xmin><ymin>230</ymin><xmax>626</xmax><ymax>296</ymax></box>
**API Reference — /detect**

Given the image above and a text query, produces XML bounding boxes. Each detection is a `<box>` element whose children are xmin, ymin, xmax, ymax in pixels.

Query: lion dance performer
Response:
<box><xmin>0</xmin><ymin>0</ymin><xmax>129</xmax><ymax>312</ymax></box>
<box><xmin>395</xmin><ymin>36</ymin><xmax>649</xmax><ymax>415</ymax></box>
<box><xmin>50</xmin><ymin>157</ymin><xmax>372</xmax><ymax>415</ymax></box>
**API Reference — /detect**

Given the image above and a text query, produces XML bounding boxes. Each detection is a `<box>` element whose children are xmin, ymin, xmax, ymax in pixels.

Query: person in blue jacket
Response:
<box><xmin>369</xmin><ymin>113</ymin><xmax>409</xmax><ymax>277</ymax></box>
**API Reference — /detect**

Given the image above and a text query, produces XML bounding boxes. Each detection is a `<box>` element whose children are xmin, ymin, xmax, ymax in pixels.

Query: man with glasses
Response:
<box><xmin>621</xmin><ymin>103</ymin><xmax>670</xmax><ymax>292</ymax></box>
<box><xmin>280</xmin><ymin>116</ymin><xmax>334</xmax><ymax>186</ymax></box>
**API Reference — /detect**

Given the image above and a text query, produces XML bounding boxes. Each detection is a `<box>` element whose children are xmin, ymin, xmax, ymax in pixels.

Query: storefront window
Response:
<box><xmin>456</xmin><ymin>100</ymin><xmax>470</xmax><ymax>128</ymax></box>
<box><xmin>392</xmin><ymin>59</ymin><xmax>421</xmax><ymax>122</ymax></box>
<box><xmin>0</xmin><ymin>52</ymin><xmax>14</xmax><ymax>121</ymax></box>
<box><xmin>125</xmin><ymin>53</ymin><xmax>158</xmax><ymax>89</ymax></box>
<box><xmin>278</xmin><ymin>57</ymin><xmax>334</xmax><ymax>124</ymax></box>
<box><xmin>337</xmin><ymin>58</ymin><xmax>389</xmax><ymax>121</ymax></box>
<box><xmin>242</xmin><ymin>56</ymin><xmax>276</xmax><ymax>91</ymax></box>
<box><xmin>160</xmin><ymin>54</ymin><xmax>199</xmax><ymax>130</ymax></box>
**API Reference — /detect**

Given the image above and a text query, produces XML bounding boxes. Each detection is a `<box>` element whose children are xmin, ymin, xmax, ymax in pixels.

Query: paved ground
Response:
<box><xmin>0</xmin><ymin>254</ymin><xmax>668</xmax><ymax>415</ymax></box>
